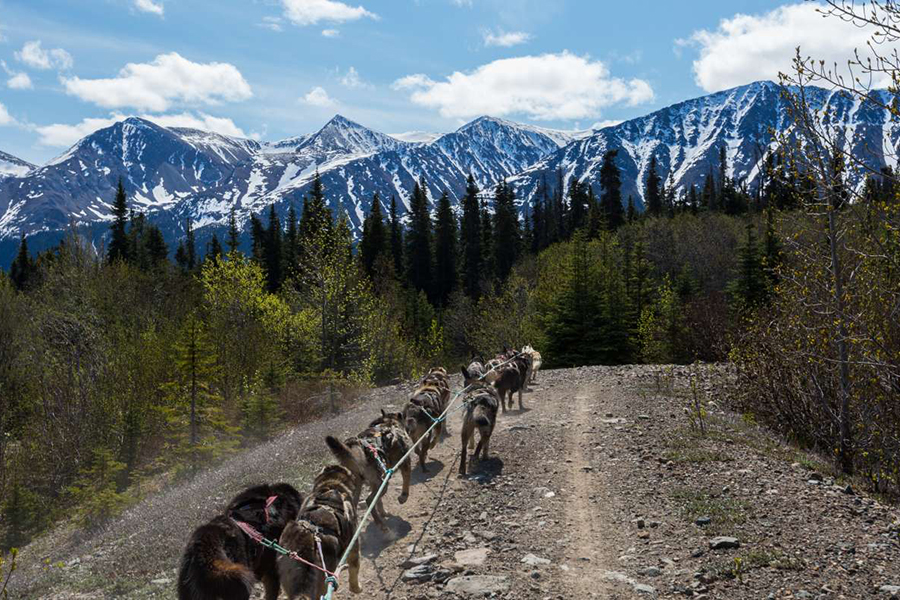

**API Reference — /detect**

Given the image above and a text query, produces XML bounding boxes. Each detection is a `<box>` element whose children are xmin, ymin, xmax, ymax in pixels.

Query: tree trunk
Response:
<box><xmin>827</xmin><ymin>208</ymin><xmax>853</xmax><ymax>474</ymax></box>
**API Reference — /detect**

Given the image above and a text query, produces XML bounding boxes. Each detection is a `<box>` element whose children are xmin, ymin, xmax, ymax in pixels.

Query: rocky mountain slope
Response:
<box><xmin>2</xmin><ymin>81</ymin><xmax>898</xmax><ymax>265</ymax></box>
<box><xmin>0</xmin><ymin>150</ymin><xmax>34</xmax><ymax>179</ymax></box>
<box><xmin>510</xmin><ymin>81</ymin><xmax>899</xmax><ymax>208</ymax></box>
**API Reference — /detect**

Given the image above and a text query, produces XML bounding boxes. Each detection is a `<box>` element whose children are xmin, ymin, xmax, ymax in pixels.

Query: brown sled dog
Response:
<box><xmin>493</xmin><ymin>351</ymin><xmax>533</xmax><ymax>412</ymax></box>
<box><xmin>461</xmin><ymin>359</ymin><xmax>486</xmax><ymax>386</ymax></box>
<box><xmin>278</xmin><ymin>462</ymin><xmax>363</xmax><ymax>600</ymax></box>
<box><xmin>459</xmin><ymin>382</ymin><xmax>500</xmax><ymax>475</ymax></box>
<box><xmin>327</xmin><ymin>410</ymin><xmax>413</xmax><ymax>532</ymax></box>
<box><xmin>403</xmin><ymin>368</ymin><xmax>450</xmax><ymax>472</ymax></box>
<box><xmin>177</xmin><ymin>482</ymin><xmax>304</xmax><ymax>600</ymax></box>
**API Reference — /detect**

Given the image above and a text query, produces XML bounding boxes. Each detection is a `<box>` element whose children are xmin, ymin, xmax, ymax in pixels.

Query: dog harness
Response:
<box><xmin>231</xmin><ymin>517</ymin><xmax>342</xmax><ymax>584</ymax></box>
<box><xmin>361</xmin><ymin>437</ymin><xmax>390</xmax><ymax>477</ymax></box>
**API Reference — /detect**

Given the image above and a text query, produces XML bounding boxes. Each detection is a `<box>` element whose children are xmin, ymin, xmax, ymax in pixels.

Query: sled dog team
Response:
<box><xmin>178</xmin><ymin>345</ymin><xmax>542</xmax><ymax>600</ymax></box>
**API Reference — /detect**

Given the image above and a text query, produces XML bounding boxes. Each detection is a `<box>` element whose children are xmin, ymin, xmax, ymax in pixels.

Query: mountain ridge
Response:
<box><xmin>2</xmin><ymin>81</ymin><xmax>897</xmax><ymax>266</ymax></box>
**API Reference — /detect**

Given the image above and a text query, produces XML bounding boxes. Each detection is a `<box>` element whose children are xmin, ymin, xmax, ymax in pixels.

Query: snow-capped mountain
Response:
<box><xmin>2</xmin><ymin>81</ymin><xmax>899</xmax><ymax>266</ymax></box>
<box><xmin>0</xmin><ymin>113</ymin><xmax>570</xmax><ymax>263</ymax></box>
<box><xmin>511</xmin><ymin>81</ymin><xmax>899</xmax><ymax>208</ymax></box>
<box><xmin>0</xmin><ymin>151</ymin><xmax>34</xmax><ymax>179</ymax></box>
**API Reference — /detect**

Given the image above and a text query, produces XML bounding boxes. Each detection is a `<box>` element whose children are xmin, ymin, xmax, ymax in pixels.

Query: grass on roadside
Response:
<box><xmin>670</xmin><ymin>487</ymin><xmax>750</xmax><ymax>537</ymax></box>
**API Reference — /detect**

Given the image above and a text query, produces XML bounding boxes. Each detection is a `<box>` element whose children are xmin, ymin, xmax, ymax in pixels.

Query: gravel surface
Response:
<box><xmin>10</xmin><ymin>365</ymin><xmax>900</xmax><ymax>599</ymax></box>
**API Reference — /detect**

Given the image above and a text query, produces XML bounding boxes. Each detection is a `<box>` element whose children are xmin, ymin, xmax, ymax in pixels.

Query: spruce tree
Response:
<box><xmin>728</xmin><ymin>221</ymin><xmax>768</xmax><ymax>309</ymax></box>
<box><xmin>9</xmin><ymin>234</ymin><xmax>32</xmax><ymax>290</ymax></box>
<box><xmin>664</xmin><ymin>180</ymin><xmax>676</xmax><ymax>217</ymax></box>
<box><xmin>626</xmin><ymin>195</ymin><xmax>636</xmax><ymax>223</ymax></box>
<box><xmin>531</xmin><ymin>185</ymin><xmax>545</xmax><ymax>253</ymax></box>
<box><xmin>127</xmin><ymin>210</ymin><xmax>146</xmax><ymax>268</ymax></box>
<box><xmin>389</xmin><ymin>194</ymin><xmax>404</xmax><ymax>278</ymax></box>
<box><xmin>107</xmin><ymin>178</ymin><xmax>130</xmax><ymax>263</ymax></box>
<box><xmin>586</xmin><ymin>186</ymin><xmax>603</xmax><ymax>239</ymax></box>
<box><xmin>645</xmin><ymin>155</ymin><xmax>663</xmax><ymax>216</ymax></box>
<box><xmin>145</xmin><ymin>225</ymin><xmax>168</xmax><ymax>267</ymax></box>
<box><xmin>185</xmin><ymin>218</ymin><xmax>197</xmax><ymax>271</ymax></box>
<box><xmin>285</xmin><ymin>202</ymin><xmax>299</xmax><ymax>269</ymax></box>
<box><xmin>523</xmin><ymin>212</ymin><xmax>535</xmax><ymax>255</ymax></box>
<box><xmin>175</xmin><ymin>241</ymin><xmax>188</xmax><ymax>271</ymax></box>
<box><xmin>227</xmin><ymin>205</ymin><xmax>241</xmax><ymax>255</ymax></box>
<box><xmin>627</xmin><ymin>239</ymin><xmax>653</xmax><ymax>333</ymax></box>
<box><xmin>249</xmin><ymin>214</ymin><xmax>266</xmax><ymax>264</ymax></box>
<box><xmin>762</xmin><ymin>207</ymin><xmax>782</xmax><ymax>287</ymax></box>
<box><xmin>264</xmin><ymin>204</ymin><xmax>283</xmax><ymax>292</ymax></box>
<box><xmin>460</xmin><ymin>174</ymin><xmax>483</xmax><ymax>299</ymax></box>
<box><xmin>405</xmin><ymin>179</ymin><xmax>434</xmax><ymax>300</ymax></box>
<box><xmin>567</xmin><ymin>177</ymin><xmax>588</xmax><ymax>234</ymax></box>
<box><xmin>433</xmin><ymin>190</ymin><xmax>459</xmax><ymax>305</ymax></box>
<box><xmin>599</xmin><ymin>149</ymin><xmax>624</xmax><ymax>229</ymax></box>
<box><xmin>492</xmin><ymin>180</ymin><xmax>520</xmax><ymax>283</ymax></box>
<box><xmin>359</xmin><ymin>193</ymin><xmax>387</xmax><ymax>279</ymax></box>
<box><xmin>687</xmin><ymin>185</ymin><xmax>700</xmax><ymax>214</ymax></box>
<box><xmin>207</xmin><ymin>234</ymin><xmax>223</xmax><ymax>263</ymax></box>
<box><xmin>480</xmin><ymin>196</ymin><xmax>494</xmax><ymax>283</ymax></box>
<box><xmin>299</xmin><ymin>172</ymin><xmax>333</xmax><ymax>259</ymax></box>
<box><xmin>553</xmin><ymin>169</ymin><xmax>567</xmax><ymax>242</ymax></box>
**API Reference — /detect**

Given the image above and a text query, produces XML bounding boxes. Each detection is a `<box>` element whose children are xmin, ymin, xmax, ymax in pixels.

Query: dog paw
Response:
<box><xmin>350</xmin><ymin>583</ymin><xmax>362</xmax><ymax>594</ymax></box>
<box><xmin>398</xmin><ymin>493</ymin><xmax>408</xmax><ymax>504</ymax></box>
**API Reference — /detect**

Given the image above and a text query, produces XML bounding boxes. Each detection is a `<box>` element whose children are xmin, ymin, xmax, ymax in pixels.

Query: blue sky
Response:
<box><xmin>0</xmin><ymin>1</ymin><xmax>875</xmax><ymax>164</ymax></box>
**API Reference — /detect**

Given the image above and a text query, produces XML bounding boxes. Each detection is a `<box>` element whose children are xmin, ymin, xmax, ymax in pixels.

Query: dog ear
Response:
<box><xmin>381</xmin><ymin>408</ymin><xmax>387</xmax><ymax>418</ymax></box>
<box><xmin>460</xmin><ymin>365</ymin><xmax>469</xmax><ymax>379</ymax></box>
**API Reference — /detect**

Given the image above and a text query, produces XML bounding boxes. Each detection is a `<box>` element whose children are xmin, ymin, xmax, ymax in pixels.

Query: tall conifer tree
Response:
<box><xmin>108</xmin><ymin>178</ymin><xmax>130</xmax><ymax>263</ymax></box>
<box><xmin>433</xmin><ymin>190</ymin><xmax>459</xmax><ymax>305</ymax></box>
<box><xmin>599</xmin><ymin>149</ymin><xmax>625</xmax><ymax>229</ymax></box>
<box><xmin>460</xmin><ymin>174</ymin><xmax>483</xmax><ymax>299</ymax></box>
<box><xmin>645</xmin><ymin>156</ymin><xmax>663</xmax><ymax>216</ymax></box>
<box><xmin>405</xmin><ymin>179</ymin><xmax>434</xmax><ymax>300</ymax></box>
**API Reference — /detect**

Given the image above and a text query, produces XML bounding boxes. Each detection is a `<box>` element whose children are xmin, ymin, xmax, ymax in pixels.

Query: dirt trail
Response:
<box><xmin>15</xmin><ymin>365</ymin><xmax>900</xmax><ymax>599</ymax></box>
<box><xmin>349</xmin><ymin>370</ymin><xmax>636</xmax><ymax>599</ymax></box>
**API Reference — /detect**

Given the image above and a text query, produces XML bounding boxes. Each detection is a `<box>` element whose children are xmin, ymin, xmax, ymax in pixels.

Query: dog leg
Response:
<box><xmin>482</xmin><ymin>434</ymin><xmax>490</xmax><ymax>460</ymax></box>
<box><xmin>473</xmin><ymin>437</ymin><xmax>485</xmax><ymax>462</ymax></box>
<box><xmin>262</xmin><ymin>571</ymin><xmax>280</xmax><ymax>600</ymax></box>
<box><xmin>398</xmin><ymin>458</ymin><xmax>410</xmax><ymax>504</ymax></box>
<box><xmin>349</xmin><ymin>539</ymin><xmax>362</xmax><ymax>593</ymax></box>
<box><xmin>367</xmin><ymin>488</ymin><xmax>389</xmax><ymax>530</ymax></box>
<box><xmin>459</xmin><ymin>433</ymin><xmax>468</xmax><ymax>475</ymax></box>
<box><xmin>518</xmin><ymin>387</ymin><xmax>524</xmax><ymax>410</ymax></box>
<box><xmin>418</xmin><ymin>444</ymin><xmax>429</xmax><ymax>473</ymax></box>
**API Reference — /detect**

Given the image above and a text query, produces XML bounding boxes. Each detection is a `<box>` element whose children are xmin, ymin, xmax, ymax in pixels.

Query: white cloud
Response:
<box><xmin>260</xmin><ymin>16</ymin><xmax>284</xmax><ymax>31</ymax></box>
<box><xmin>680</xmin><ymin>2</ymin><xmax>891</xmax><ymax>92</ymax></box>
<box><xmin>141</xmin><ymin>112</ymin><xmax>247</xmax><ymax>137</ymax></box>
<box><xmin>8</xmin><ymin>72</ymin><xmax>33</xmax><ymax>90</ymax></box>
<box><xmin>62</xmin><ymin>52</ymin><xmax>252</xmax><ymax>112</ymax></box>
<box><xmin>15</xmin><ymin>41</ymin><xmax>73</xmax><ymax>71</ymax></box>
<box><xmin>35</xmin><ymin>114</ymin><xmax>122</xmax><ymax>146</ymax></box>
<box><xmin>483</xmin><ymin>30</ymin><xmax>531</xmax><ymax>48</ymax></box>
<box><xmin>301</xmin><ymin>86</ymin><xmax>335</xmax><ymax>106</ymax></box>
<box><xmin>134</xmin><ymin>0</ymin><xmax>164</xmax><ymax>16</ymax></box>
<box><xmin>0</xmin><ymin>103</ymin><xmax>15</xmax><ymax>126</ymax></box>
<box><xmin>281</xmin><ymin>0</ymin><xmax>377</xmax><ymax>26</ymax></box>
<box><xmin>322</xmin><ymin>28</ymin><xmax>340</xmax><ymax>37</ymax></box>
<box><xmin>590</xmin><ymin>119</ymin><xmax>622</xmax><ymax>130</ymax></box>
<box><xmin>35</xmin><ymin>111</ymin><xmax>248</xmax><ymax>147</ymax></box>
<box><xmin>340</xmin><ymin>66</ymin><xmax>366</xmax><ymax>88</ymax></box>
<box><xmin>393</xmin><ymin>51</ymin><xmax>653</xmax><ymax>121</ymax></box>
<box><xmin>451</xmin><ymin>0</ymin><xmax>473</xmax><ymax>6</ymax></box>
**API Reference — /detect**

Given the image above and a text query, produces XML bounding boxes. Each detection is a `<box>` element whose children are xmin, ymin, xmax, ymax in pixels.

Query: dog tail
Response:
<box><xmin>177</xmin><ymin>530</ymin><xmax>255</xmax><ymax>600</ymax></box>
<box><xmin>325</xmin><ymin>436</ymin><xmax>361</xmax><ymax>477</ymax></box>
